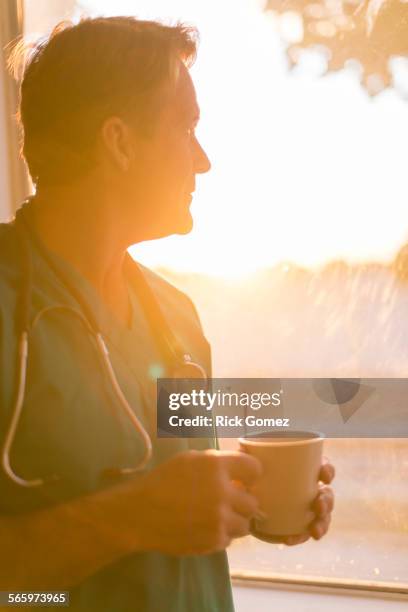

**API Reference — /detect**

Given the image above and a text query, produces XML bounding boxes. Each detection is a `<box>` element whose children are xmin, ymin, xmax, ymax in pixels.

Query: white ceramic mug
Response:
<box><xmin>238</xmin><ymin>431</ymin><xmax>324</xmax><ymax>542</ymax></box>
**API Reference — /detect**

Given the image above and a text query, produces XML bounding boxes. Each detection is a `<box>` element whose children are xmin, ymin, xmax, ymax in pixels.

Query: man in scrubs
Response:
<box><xmin>0</xmin><ymin>17</ymin><xmax>335</xmax><ymax>611</ymax></box>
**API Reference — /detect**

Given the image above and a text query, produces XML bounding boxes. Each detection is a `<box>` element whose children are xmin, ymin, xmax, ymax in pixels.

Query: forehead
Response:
<box><xmin>171</xmin><ymin>63</ymin><xmax>200</xmax><ymax>118</ymax></box>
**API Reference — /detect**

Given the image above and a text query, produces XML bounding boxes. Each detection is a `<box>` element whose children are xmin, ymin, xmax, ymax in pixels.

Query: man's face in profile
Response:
<box><xmin>123</xmin><ymin>62</ymin><xmax>211</xmax><ymax>242</ymax></box>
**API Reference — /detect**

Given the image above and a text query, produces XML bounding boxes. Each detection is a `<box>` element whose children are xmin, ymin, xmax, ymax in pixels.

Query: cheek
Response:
<box><xmin>128</xmin><ymin>131</ymin><xmax>193</xmax><ymax>221</ymax></box>
<box><xmin>154</xmin><ymin>128</ymin><xmax>193</xmax><ymax>181</ymax></box>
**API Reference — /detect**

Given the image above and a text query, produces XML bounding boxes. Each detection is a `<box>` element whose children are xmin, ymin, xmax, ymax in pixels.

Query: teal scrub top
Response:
<box><xmin>0</xmin><ymin>203</ymin><xmax>235</xmax><ymax>612</ymax></box>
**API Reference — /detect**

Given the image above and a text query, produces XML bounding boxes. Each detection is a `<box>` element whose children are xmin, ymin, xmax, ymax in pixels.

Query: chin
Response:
<box><xmin>170</xmin><ymin>208</ymin><xmax>194</xmax><ymax>235</ymax></box>
<box><xmin>177</xmin><ymin>215</ymin><xmax>194</xmax><ymax>235</ymax></box>
<box><xmin>149</xmin><ymin>213</ymin><xmax>193</xmax><ymax>240</ymax></box>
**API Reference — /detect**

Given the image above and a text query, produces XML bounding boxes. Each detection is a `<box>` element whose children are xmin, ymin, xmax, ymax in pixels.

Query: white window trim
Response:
<box><xmin>232</xmin><ymin>579</ymin><xmax>408</xmax><ymax>612</ymax></box>
<box><xmin>231</xmin><ymin>571</ymin><xmax>408</xmax><ymax>598</ymax></box>
<box><xmin>0</xmin><ymin>0</ymin><xmax>28</xmax><ymax>222</ymax></box>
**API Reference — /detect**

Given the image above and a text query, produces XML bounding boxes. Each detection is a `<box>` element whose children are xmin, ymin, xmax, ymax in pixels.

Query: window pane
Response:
<box><xmin>21</xmin><ymin>0</ymin><xmax>408</xmax><ymax>588</ymax></box>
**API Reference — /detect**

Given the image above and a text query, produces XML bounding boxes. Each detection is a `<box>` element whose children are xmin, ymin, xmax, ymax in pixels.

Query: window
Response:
<box><xmin>21</xmin><ymin>0</ymin><xmax>408</xmax><ymax>591</ymax></box>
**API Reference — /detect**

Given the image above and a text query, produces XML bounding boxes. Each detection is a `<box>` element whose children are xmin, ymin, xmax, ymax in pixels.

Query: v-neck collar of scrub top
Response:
<box><xmin>15</xmin><ymin>201</ymin><xmax>170</xmax><ymax>388</ymax></box>
<box><xmin>13</xmin><ymin>201</ymin><xmax>174</xmax><ymax>443</ymax></box>
<box><xmin>11</xmin><ymin>201</ymin><xmax>215</xmax><ymax>474</ymax></box>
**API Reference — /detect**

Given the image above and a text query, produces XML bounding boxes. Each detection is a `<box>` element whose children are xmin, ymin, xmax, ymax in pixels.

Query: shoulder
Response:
<box><xmin>0</xmin><ymin>221</ymin><xmax>20</xmax><ymax>325</ymax></box>
<box><xmin>0</xmin><ymin>223</ymin><xmax>20</xmax><ymax>416</ymax></box>
<box><xmin>0</xmin><ymin>222</ymin><xmax>20</xmax><ymax>312</ymax></box>
<box><xmin>128</xmin><ymin>258</ymin><xmax>212</xmax><ymax>375</ymax></box>
<box><xmin>134</xmin><ymin>260</ymin><xmax>205</xmax><ymax>334</ymax></box>
<box><xmin>0</xmin><ymin>221</ymin><xmax>20</xmax><ymax>284</ymax></box>
<box><xmin>0</xmin><ymin>222</ymin><xmax>20</xmax><ymax>328</ymax></box>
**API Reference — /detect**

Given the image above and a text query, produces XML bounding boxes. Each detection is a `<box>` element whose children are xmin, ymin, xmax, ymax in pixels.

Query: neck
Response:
<box><xmin>30</xmin><ymin>184</ymin><xmax>131</xmax><ymax>323</ymax></box>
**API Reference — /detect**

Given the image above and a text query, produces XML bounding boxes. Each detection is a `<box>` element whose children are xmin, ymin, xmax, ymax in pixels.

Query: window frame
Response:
<box><xmin>231</xmin><ymin>571</ymin><xmax>408</xmax><ymax>598</ymax></box>
<box><xmin>0</xmin><ymin>0</ymin><xmax>28</xmax><ymax>222</ymax></box>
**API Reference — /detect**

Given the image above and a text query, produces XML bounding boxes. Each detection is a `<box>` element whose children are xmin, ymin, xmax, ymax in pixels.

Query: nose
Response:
<box><xmin>193</xmin><ymin>137</ymin><xmax>211</xmax><ymax>174</ymax></box>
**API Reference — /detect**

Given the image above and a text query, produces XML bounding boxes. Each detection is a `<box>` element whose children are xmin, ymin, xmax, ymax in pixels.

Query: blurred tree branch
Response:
<box><xmin>266</xmin><ymin>0</ymin><xmax>408</xmax><ymax>95</ymax></box>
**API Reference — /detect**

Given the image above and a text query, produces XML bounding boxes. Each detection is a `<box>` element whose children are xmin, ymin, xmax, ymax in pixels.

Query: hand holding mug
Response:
<box><xmin>281</xmin><ymin>457</ymin><xmax>335</xmax><ymax>546</ymax></box>
<box><xmin>239</xmin><ymin>431</ymin><xmax>335</xmax><ymax>546</ymax></box>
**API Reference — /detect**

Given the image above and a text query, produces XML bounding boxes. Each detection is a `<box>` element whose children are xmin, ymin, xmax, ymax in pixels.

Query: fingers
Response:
<box><xmin>309</xmin><ymin>484</ymin><xmax>334</xmax><ymax>540</ymax></box>
<box><xmin>319</xmin><ymin>458</ymin><xmax>335</xmax><ymax>484</ymax></box>
<box><xmin>225</xmin><ymin>508</ymin><xmax>251</xmax><ymax>539</ymax></box>
<box><xmin>282</xmin><ymin>534</ymin><xmax>310</xmax><ymax>546</ymax></box>
<box><xmin>312</xmin><ymin>485</ymin><xmax>335</xmax><ymax>516</ymax></box>
<box><xmin>228</xmin><ymin>484</ymin><xmax>259</xmax><ymax>518</ymax></box>
<box><xmin>310</xmin><ymin>512</ymin><xmax>331</xmax><ymax>540</ymax></box>
<box><xmin>215</xmin><ymin>450</ymin><xmax>263</xmax><ymax>487</ymax></box>
<box><xmin>284</xmin><ymin>505</ymin><xmax>333</xmax><ymax>545</ymax></box>
<box><xmin>281</xmin><ymin>486</ymin><xmax>334</xmax><ymax>546</ymax></box>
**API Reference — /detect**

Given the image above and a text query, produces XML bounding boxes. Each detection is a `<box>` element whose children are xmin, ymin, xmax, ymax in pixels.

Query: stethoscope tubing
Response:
<box><xmin>2</xmin><ymin>312</ymin><xmax>154</xmax><ymax>488</ymax></box>
<box><xmin>2</xmin><ymin>211</ymin><xmax>203</xmax><ymax>488</ymax></box>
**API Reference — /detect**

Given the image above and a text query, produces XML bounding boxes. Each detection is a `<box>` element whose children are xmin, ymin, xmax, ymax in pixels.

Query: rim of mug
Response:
<box><xmin>238</xmin><ymin>430</ymin><xmax>325</xmax><ymax>447</ymax></box>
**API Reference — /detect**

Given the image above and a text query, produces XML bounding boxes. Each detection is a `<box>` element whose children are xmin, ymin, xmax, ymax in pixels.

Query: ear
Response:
<box><xmin>100</xmin><ymin>116</ymin><xmax>134</xmax><ymax>172</ymax></box>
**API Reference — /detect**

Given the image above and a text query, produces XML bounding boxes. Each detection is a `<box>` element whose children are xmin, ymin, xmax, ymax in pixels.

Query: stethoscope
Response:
<box><xmin>2</xmin><ymin>203</ymin><xmax>207</xmax><ymax>488</ymax></box>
